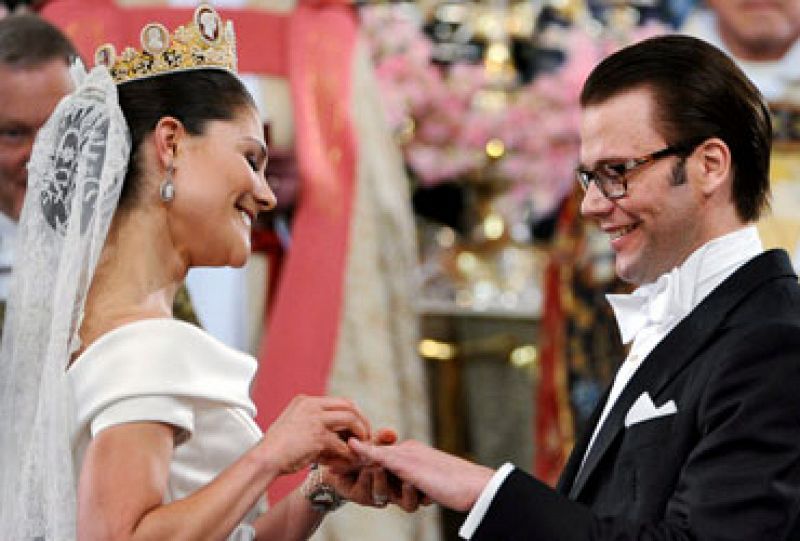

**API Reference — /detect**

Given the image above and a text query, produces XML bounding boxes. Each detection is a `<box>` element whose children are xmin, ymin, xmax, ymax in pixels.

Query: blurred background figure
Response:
<box><xmin>0</xmin><ymin>13</ymin><xmax>74</xmax><ymax>329</ymax></box>
<box><xmin>681</xmin><ymin>0</ymin><xmax>800</xmax><ymax>102</ymax></box>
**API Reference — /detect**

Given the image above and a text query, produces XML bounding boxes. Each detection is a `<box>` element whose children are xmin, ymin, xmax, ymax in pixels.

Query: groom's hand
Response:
<box><xmin>348</xmin><ymin>438</ymin><xmax>494</xmax><ymax>512</ymax></box>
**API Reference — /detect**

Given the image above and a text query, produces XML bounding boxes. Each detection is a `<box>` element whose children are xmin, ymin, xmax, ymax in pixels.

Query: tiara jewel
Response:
<box><xmin>94</xmin><ymin>3</ymin><xmax>237</xmax><ymax>85</ymax></box>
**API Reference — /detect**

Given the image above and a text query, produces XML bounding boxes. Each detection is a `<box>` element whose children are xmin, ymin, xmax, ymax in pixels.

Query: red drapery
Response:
<box><xmin>534</xmin><ymin>200</ymin><xmax>577</xmax><ymax>486</ymax></box>
<box><xmin>253</xmin><ymin>3</ymin><xmax>359</xmax><ymax>499</ymax></box>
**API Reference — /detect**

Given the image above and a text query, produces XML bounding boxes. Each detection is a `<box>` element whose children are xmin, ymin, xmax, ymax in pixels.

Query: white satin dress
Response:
<box><xmin>69</xmin><ymin>319</ymin><xmax>268</xmax><ymax>541</ymax></box>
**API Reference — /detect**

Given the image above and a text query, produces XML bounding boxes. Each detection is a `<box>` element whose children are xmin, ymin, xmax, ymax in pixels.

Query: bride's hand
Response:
<box><xmin>324</xmin><ymin>429</ymin><xmax>429</xmax><ymax>512</ymax></box>
<box><xmin>258</xmin><ymin>395</ymin><xmax>371</xmax><ymax>475</ymax></box>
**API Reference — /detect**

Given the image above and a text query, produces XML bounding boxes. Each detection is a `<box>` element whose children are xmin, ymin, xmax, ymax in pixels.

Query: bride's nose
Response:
<box><xmin>254</xmin><ymin>176</ymin><xmax>277</xmax><ymax>213</ymax></box>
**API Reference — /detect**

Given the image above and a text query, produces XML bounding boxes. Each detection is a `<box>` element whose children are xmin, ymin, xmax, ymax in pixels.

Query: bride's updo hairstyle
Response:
<box><xmin>92</xmin><ymin>3</ymin><xmax>252</xmax><ymax>208</ymax></box>
<box><xmin>116</xmin><ymin>69</ymin><xmax>255</xmax><ymax>208</ymax></box>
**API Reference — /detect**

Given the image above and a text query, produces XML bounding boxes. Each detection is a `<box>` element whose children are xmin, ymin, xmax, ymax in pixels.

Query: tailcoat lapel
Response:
<box><xmin>565</xmin><ymin>250</ymin><xmax>795</xmax><ymax>501</ymax></box>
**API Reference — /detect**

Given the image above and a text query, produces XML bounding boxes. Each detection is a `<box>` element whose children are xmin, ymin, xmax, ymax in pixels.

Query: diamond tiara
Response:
<box><xmin>94</xmin><ymin>3</ymin><xmax>237</xmax><ymax>85</ymax></box>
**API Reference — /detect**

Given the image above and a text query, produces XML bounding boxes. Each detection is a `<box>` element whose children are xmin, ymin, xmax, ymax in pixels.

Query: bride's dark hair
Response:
<box><xmin>116</xmin><ymin>68</ymin><xmax>256</xmax><ymax>207</ymax></box>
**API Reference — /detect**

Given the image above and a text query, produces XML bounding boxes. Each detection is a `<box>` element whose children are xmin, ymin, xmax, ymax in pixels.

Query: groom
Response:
<box><xmin>353</xmin><ymin>35</ymin><xmax>800</xmax><ymax>540</ymax></box>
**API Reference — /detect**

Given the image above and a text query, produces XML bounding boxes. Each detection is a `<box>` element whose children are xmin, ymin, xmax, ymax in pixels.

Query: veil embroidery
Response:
<box><xmin>0</xmin><ymin>64</ymin><xmax>130</xmax><ymax>540</ymax></box>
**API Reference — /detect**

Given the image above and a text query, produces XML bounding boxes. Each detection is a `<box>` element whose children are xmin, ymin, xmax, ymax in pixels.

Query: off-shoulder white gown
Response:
<box><xmin>68</xmin><ymin>319</ymin><xmax>268</xmax><ymax>541</ymax></box>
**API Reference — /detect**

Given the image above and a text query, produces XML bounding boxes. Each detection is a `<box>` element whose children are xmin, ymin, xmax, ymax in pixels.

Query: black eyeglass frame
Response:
<box><xmin>575</xmin><ymin>138</ymin><xmax>705</xmax><ymax>200</ymax></box>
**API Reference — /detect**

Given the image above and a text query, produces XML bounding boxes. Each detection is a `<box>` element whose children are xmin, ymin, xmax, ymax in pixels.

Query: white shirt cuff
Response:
<box><xmin>458</xmin><ymin>463</ymin><xmax>515</xmax><ymax>539</ymax></box>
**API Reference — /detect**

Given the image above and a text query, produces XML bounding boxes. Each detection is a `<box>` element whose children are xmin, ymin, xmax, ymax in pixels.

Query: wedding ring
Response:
<box><xmin>373</xmin><ymin>493</ymin><xmax>389</xmax><ymax>507</ymax></box>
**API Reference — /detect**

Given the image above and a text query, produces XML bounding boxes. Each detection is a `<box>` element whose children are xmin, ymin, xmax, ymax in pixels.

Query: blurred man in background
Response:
<box><xmin>682</xmin><ymin>0</ymin><xmax>800</xmax><ymax>102</ymax></box>
<box><xmin>0</xmin><ymin>13</ymin><xmax>74</xmax><ymax>327</ymax></box>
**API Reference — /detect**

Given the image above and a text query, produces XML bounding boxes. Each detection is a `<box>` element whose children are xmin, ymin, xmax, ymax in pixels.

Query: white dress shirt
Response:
<box><xmin>459</xmin><ymin>225</ymin><xmax>763</xmax><ymax>539</ymax></box>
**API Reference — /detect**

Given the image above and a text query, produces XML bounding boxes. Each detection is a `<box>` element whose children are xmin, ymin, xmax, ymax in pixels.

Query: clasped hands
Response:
<box><xmin>322</xmin><ymin>427</ymin><xmax>432</xmax><ymax>512</ymax></box>
<box><xmin>263</xmin><ymin>394</ymin><xmax>492</xmax><ymax>513</ymax></box>
<box><xmin>260</xmin><ymin>395</ymin><xmax>429</xmax><ymax>512</ymax></box>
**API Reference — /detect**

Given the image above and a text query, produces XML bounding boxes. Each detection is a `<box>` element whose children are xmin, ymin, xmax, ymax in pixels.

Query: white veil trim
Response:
<box><xmin>0</xmin><ymin>64</ymin><xmax>130</xmax><ymax>540</ymax></box>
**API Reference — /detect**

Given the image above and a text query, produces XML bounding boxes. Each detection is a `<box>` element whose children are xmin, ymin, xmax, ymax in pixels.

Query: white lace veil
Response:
<box><xmin>0</xmin><ymin>64</ymin><xmax>130</xmax><ymax>540</ymax></box>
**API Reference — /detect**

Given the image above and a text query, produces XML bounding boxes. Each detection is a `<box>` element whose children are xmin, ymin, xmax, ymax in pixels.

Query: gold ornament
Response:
<box><xmin>94</xmin><ymin>3</ymin><xmax>237</xmax><ymax>85</ymax></box>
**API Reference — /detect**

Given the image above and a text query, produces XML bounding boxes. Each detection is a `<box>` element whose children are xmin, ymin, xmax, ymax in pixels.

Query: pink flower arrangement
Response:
<box><xmin>360</xmin><ymin>5</ymin><xmax>666</xmax><ymax>220</ymax></box>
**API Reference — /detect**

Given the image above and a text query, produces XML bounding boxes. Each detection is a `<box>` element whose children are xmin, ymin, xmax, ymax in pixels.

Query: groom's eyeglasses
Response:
<box><xmin>576</xmin><ymin>138</ymin><xmax>704</xmax><ymax>200</ymax></box>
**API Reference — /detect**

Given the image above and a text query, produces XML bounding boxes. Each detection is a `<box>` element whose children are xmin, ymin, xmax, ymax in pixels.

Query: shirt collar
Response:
<box><xmin>607</xmin><ymin>225</ymin><xmax>763</xmax><ymax>345</ymax></box>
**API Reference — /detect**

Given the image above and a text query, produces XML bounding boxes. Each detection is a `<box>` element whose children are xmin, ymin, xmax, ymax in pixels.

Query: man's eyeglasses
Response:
<box><xmin>575</xmin><ymin>139</ymin><xmax>703</xmax><ymax>200</ymax></box>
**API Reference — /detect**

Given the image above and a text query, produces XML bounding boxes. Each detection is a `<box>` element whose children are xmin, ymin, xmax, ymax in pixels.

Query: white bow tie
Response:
<box><xmin>607</xmin><ymin>268</ymin><xmax>694</xmax><ymax>345</ymax></box>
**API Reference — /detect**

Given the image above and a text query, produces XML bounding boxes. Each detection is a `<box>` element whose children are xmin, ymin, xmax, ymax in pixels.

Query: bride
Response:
<box><xmin>0</xmin><ymin>5</ymin><xmax>418</xmax><ymax>540</ymax></box>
